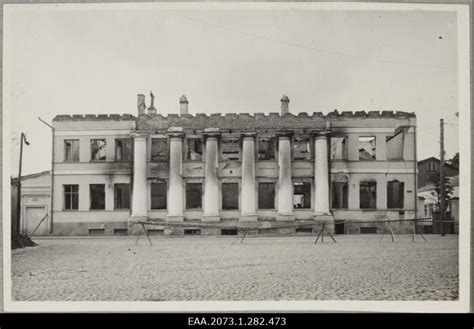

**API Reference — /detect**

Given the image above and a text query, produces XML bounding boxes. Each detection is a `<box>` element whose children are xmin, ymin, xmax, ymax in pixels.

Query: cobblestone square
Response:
<box><xmin>11</xmin><ymin>235</ymin><xmax>458</xmax><ymax>301</ymax></box>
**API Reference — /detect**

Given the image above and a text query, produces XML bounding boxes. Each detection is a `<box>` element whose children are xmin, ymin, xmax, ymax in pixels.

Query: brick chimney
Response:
<box><xmin>180</xmin><ymin>95</ymin><xmax>189</xmax><ymax>114</ymax></box>
<box><xmin>281</xmin><ymin>95</ymin><xmax>290</xmax><ymax>115</ymax></box>
<box><xmin>137</xmin><ymin>94</ymin><xmax>146</xmax><ymax>115</ymax></box>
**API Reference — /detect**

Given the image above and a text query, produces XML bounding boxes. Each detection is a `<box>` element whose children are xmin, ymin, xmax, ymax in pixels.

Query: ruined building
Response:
<box><xmin>49</xmin><ymin>94</ymin><xmax>417</xmax><ymax>235</ymax></box>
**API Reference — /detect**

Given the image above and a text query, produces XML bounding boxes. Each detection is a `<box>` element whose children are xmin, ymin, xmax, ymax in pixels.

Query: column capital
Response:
<box><xmin>276</xmin><ymin>130</ymin><xmax>294</xmax><ymax>139</ymax></box>
<box><xmin>203</xmin><ymin>127</ymin><xmax>221</xmax><ymax>139</ymax></box>
<box><xmin>242</xmin><ymin>131</ymin><xmax>257</xmax><ymax>139</ymax></box>
<box><xmin>131</xmin><ymin>131</ymin><xmax>149</xmax><ymax>139</ymax></box>
<box><xmin>167</xmin><ymin>127</ymin><xmax>185</xmax><ymax>139</ymax></box>
<box><xmin>312</xmin><ymin>130</ymin><xmax>331</xmax><ymax>139</ymax></box>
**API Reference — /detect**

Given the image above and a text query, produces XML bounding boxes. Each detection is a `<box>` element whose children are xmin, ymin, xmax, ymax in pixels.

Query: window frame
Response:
<box><xmin>150</xmin><ymin>181</ymin><xmax>168</xmax><ymax>210</ymax></box>
<box><xmin>114</xmin><ymin>183</ymin><xmax>131</xmax><ymax>210</ymax></box>
<box><xmin>257</xmin><ymin>136</ymin><xmax>276</xmax><ymax>161</ymax></box>
<box><xmin>293</xmin><ymin>136</ymin><xmax>312</xmax><ymax>161</ymax></box>
<box><xmin>90</xmin><ymin>139</ymin><xmax>107</xmax><ymax>162</ymax></box>
<box><xmin>185</xmin><ymin>182</ymin><xmax>203</xmax><ymax>210</ymax></box>
<box><xmin>292</xmin><ymin>181</ymin><xmax>312</xmax><ymax>209</ymax></box>
<box><xmin>89</xmin><ymin>184</ymin><xmax>106</xmax><ymax>210</ymax></box>
<box><xmin>221</xmin><ymin>181</ymin><xmax>240</xmax><ymax>210</ymax></box>
<box><xmin>358</xmin><ymin>136</ymin><xmax>376</xmax><ymax>161</ymax></box>
<box><xmin>63</xmin><ymin>184</ymin><xmax>79</xmax><ymax>211</ymax></box>
<box><xmin>115</xmin><ymin>138</ymin><xmax>132</xmax><ymax>162</ymax></box>
<box><xmin>359</xmin><ymin>181</ymin><xmax>377</xmax><ymax>209</ymax></box>
<box><xmin>258</xmin><ymin>181</ymin><xmax>276</xmax><ymax>210</ymax></box>
<box><xmin>64</xmin><ymin>139</ymin><xmax>80</xmax><ymax>162</ymax></box>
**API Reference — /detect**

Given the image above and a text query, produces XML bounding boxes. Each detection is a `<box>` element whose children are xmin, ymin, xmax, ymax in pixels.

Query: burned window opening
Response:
<box><xmin>387</xmin><ymin>180</ymin><xmax>404</xmax><ymax>209</ymax></box>
<box><xmin>115</xmin><ymin>139</ymin><xmax>132</xmax><ymax>162</ymax></box>
<box><xmin>91</xmin><ymin>139</ymin><xmax>106</xmax><ymax>161</ymax></box>
<box><xmin>90</xmin><ymin>184</ymin><xmax>105</xmax><ymax>210</ymax></box>
<box><xmin>386</xmin><ymin>131</ymin><xmax>404</xmax><ymax>160</ymax></box>
<box><xmin>222</xmin><ymin>182</ymin><xmax>239</xmax><ymax>210</ymax></box>
<box><xmin>186</xmin><ymin>138</ymin><xmax>203</xmax><ymax>161</ymax></box>
<box><xmin>293</xmin><ymin>137</ymin><xmax>311</xmax><ymax>160</ymax></box>
<box><xmin>151</xmin><ymin>138</ymin><xmax>168</xmax><ymax>161</ymax></box>
<box><xmin>332</xmin><ymin>182</ymin><xmax>348</xmax><ymax>209</ymax></box>
<box><xmin>293</xmin><ymin>182</ymin><xmax>311</xmax><ymax>209</ymax></box>
<box><xmin>360</xmin><ymin>181</ymin><xmax>377</xmax><ymax>209</ymax></box>
<box><xmin>64</xmin><ymin>139</ymin><xmax>80</xmax><ymax>162</ymax></box>
<box><xmin>151</xmin><ymin>182</ymin><xmax>167</xmax><ymax>210</ymax></box>
<box><xmin>186</xmin><ymin>182</ymin><xmax>202</xmax><ymax>209</ymax></box>
<box><xmin>258</xmin><ymin>182</ymin><xmax>275</xmax><ymax>209</ymax></box>
<box><xmin>221</xmin><ymin>139</ymin><xmax>240</xmax><ymax>161</ymax></box>
<box><xmin>331</xmin><ymin>137</ymin><xmax>348</xmax><ymax>160</ymax></box>
<box><xmin>359</xmin><ymin>136</ymin><xmax>376</xmax><ymax>160</ymax></box>
<box><xmin>114</xmin><ymin>183</ymin><xmax>130</xmax><ymax>209</ymax></box>
<box><xmin>257</xmin><ymin>137</ymin><xmax>275</xmax><ymax>160</ymax></box>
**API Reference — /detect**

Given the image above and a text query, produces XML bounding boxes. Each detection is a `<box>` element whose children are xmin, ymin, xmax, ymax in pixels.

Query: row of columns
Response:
<box><xmin>130</xmin><ymin>128</ymin><xmax>331</xmax><ymax>222</ymax></box>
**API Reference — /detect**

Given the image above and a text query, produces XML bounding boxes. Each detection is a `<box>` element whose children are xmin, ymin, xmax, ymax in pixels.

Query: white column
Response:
<box><xmin>240</xmin><ymin>133</ymin><xmax>257</xmax><ymax>221</ymax></box>
<box><xmin>277</xmin><ymin>133</ymin><xmax>294</xmax><ymax>221</ymax></box>
<box><xmin>202</xmin><ymin>129</ymin><xmax>220</xmax><ymax>222</ymax></box>
<box><xmin>131</xmin><ymin>133</ymin><xmax>148</xmax><ymax>220</ymax></box>
<box><xmin>314</xmin><ymin>132</ymin><xmax>331</xmax><ymax>215</ymax></box>
<box><xmin>167</xmin><ymin>128</ymin><xmax>184</xmax><ymax>221</ymax></box>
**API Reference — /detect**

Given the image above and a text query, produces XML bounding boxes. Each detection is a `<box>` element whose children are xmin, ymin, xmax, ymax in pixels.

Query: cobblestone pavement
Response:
<box><xmin>11</xmin><ymin>235</ymin><xmax>458</xmax><ymax>301</ymax></box>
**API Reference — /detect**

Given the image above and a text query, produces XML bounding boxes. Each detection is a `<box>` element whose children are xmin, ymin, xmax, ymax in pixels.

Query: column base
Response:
<box><xmin>166</xmin><ymin>215</ymin><xmax>184</xmax><ymax>222</ymax></box>
<box><xmin>202</xmin><ymin>215</ymin><xmax>220</xmax><ymax>222</ymax></box>
<box><xmin>240</xmin><ymin>214</ymin><xmax>258</xmax><ymax>222</ymax></box>
<box><xmin>276</xmin><ymin>213</ymin><xmax>295</xmax><ymax>221</ymax></box>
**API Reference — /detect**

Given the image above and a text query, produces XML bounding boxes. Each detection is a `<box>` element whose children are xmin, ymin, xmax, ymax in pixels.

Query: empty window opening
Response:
<box><xmin>221</xmin><ymin>229</ymin><xmax>238</xmax><ymax>236</ymax></box>
<box><xmin>114</xmin><ymin>184</ymin><xmax>130</xmax><ymax>209</ymax></box>
<box><xmin>295</xmin><ymin>227</ymin><xmax>313</xmax><ymax>234</ymax></box>
<box><xmin>332</xmin><ymin>182</ymin><xmax>348</xmax><ymax>209</ymax></box>
<box><xmin>151</xmin><ymin>182</ymin><xmax>167</xmax><ymax>210</ymax></box>
<box><xmin>64</xmin><ymin>140</ymin><xmax>80</xmax><ymax>162</ymax></box>
<box><xmin>64</xmin><ymin>184</ymin><xmax>79</xmax><ymax>210</ymax></box>
<box><xmin>113</xmin><ymin>229</ymin><xmax>128</xmax><ymax>236</ymax></box>
<box><xmin>186</xmin><ymin>182</ymin><xmax>202</xmax><ymax>209</ymax></box>
<box><xmin>222</xmin><ymin>139</ymin><xmax>240</xmax><ymax>161</ymax></box>
<box><xmin>184</xmin><ymin>229</ymin><xmax>201</xmax><ymax>235</ymax></box>
<box><xmin>257</xmin><ymin>137</ymin><xmax>275</xmax><ymax>160</ymax></box>
<box><xmin>386</xmin><ymin>134</ymin><xmax>404</xmax><ymax>160</ymax></box>
<box><xmin>293</xmin><ymin>182</ymin><xmax>311</xmax><ymax>209</ymax></box>
<box><xmin>90</xmin><ymin>184</ymin><xmax>105</xmax><ymax>210</ymax></box>
<box><xmin>151</xmin><ymin>138</ymin><xmax>168</xmax><ymax>161</ymax></box>
<box><xmin>387</xmin><ymin>180</ymin><xmax>404</xmax><ymax>209</ymax></box>
<box><xmin>360</xmin><ymin>181</ymin><xmax>377</xmax><ymax>209</ymax></box>
<box><xmin>89</xmin><ymin>228</ymin><xmax>105</xmax><ymax>236</ymax></box>
<box><xmin>293</xmin><ymin>137</ymin><xmax>311</xmax><ymax>160</ymax></box>
<box><xmin>331</xmin><ymin>137</ymin><xmax>348</xmax><ymax>160</ymax></box>
<box><xmin>359</xmin><ymin>136</ymin><xmax>376</xmax><ymax>160</ymax></box>
<box><xmin>360</xmin><ymin>227</ymin><xmax>377</xmax><ymax>234</ymax></box>
<box><xmin>115</xmin><ymin>138</ymin><xmax>132</xmax><ymax>162</ymax></box>
<box><xmin>91</xmin><ymin>139</ymin><xmax>106</xmax><ymax>161</ymax></box>
<box><xmin>222</xmin><ymin>182</ymin><xmax>239</xmax><ymax>210</ymax></box>
<box><xmin>334</xmin><ymin>222</ymin><xmax>346</xmax><ymax>235</ymax></box>
<box><xmin>186</xmin><ymin>138</ymin><xmax>203</xmax><ymax>161</ymax></box>
<box><xmin>258</xmin><ymin>182</ymin><xmax>275</xmax><ymax>209</ymax></box>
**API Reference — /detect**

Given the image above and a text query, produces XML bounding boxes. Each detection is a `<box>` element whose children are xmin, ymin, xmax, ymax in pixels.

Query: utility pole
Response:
<box><xmin>440</xmin><ymin>119</ymin><xmax>445</xmax><ymax>236</ymax></box>
<box><xmin>16</xmin><ymin>132</ymin><xmax>30</xmax><ymax>236</ymax></box>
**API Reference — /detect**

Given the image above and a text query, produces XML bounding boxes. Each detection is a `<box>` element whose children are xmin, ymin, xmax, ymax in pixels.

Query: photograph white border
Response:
<box><xmin>2</xmin><ymin>1</ymin><xmax>471</xmax><ymax>313</ymax></box>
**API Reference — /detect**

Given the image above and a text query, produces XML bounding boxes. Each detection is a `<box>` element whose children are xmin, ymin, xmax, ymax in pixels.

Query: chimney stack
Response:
<box><xmin>180</xmin><ymin>95</ymin><xmax>189</xmax><ymax>114</ymax></box>
<box><xmin>137</xmin><ymin>94</ymin><xmax>146</xmax><ymax>115</ymax></box>
<box><xmin>280</xmin><ymin>95</ymin><xmax>290</xmax><ymax>115</ymax></box>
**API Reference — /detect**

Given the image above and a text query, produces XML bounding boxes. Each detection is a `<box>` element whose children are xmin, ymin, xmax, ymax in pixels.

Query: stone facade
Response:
<box><xmin>50</xmin><ymin>94</ymin><xmax>417</xmax><ymax>235</ymax></box>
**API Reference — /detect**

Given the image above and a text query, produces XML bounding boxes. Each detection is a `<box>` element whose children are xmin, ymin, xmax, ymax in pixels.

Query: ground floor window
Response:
<box><xmin>360</xmin><ymin>181</ymin><xmax>377</xmax><ymax>209</ymax></box>
<box><xmin>151</xmin><ymin>182</ymin><xmax>167</xmax><ymax>210</ymax></box>
<box><xmin>258</xmin><ymin>182</ymin><xmax>275</xmax><ymax>209</ymax></box>
<box><xmin>293</xmin><ymin>182</ymin><xmax>311</xmax><ymax>209</ymax></box>
<box><xmin>222</xmin><ymin>182</ymin><xmax>239</xmax><ymax>210</ymax></box>
<box><xmin>114</xmin><ymin>184</ymin><xmax>130</xmax><ymax>209</ymax></box>
<box><xmin>387</xmin><ymin>180</ymin><xmax>404</xmax><ymax>209</ymax></box>
<box><xmin>64</xmin><ymin>184</ymin><xmax>79</xmax><ymax>210</ymax></box>
<box><xmin>186</xmin><ymin>182</ymin><xmax>202</xmax><ymax>209</ymax></box>
<box><xmin>332</xmin><ymin>182</ymin><xmax>348</xmax><ymax>209</ymax></box>
<box><xmin>90</xmin><ymin>184</ymin><xmax>105</xmax><ymax>210</ymax></box>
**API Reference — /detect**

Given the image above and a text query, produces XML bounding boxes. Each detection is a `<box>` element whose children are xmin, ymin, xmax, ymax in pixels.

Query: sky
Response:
<box><xmin>4</xmin><ymin>4</ymin><xmax>460</xmax><ymax>176</ymax></box>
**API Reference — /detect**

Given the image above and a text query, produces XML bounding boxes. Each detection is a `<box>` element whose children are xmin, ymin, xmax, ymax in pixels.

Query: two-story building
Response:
<box><xmin>49</xmin><ymin>94</ymin><xmax>417</xmax><ymax>236</ymax></box>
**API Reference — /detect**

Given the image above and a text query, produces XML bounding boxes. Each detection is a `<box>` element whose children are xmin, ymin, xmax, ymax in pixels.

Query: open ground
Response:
<box><xmin>11</xmin><ymin>235</ymin><xmax>458</xmax><ymax>301</ymax></box>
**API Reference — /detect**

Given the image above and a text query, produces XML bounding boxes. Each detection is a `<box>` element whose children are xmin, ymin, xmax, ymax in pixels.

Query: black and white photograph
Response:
<box><xmin>2</xmin><ymin>2</ymin><xmax>471</xmax><ymax>312</ymax></box>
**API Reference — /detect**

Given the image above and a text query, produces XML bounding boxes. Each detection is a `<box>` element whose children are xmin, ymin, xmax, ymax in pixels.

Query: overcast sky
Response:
<box><xmin>4</xmin><ymin>5</ymin><xmax>460</xmax><ymax>176</ymax></box>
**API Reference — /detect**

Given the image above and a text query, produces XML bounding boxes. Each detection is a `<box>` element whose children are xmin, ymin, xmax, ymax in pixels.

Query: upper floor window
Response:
<box><xmin>185</xmin><ymin>138</ymin><xmax>203</xmax><ymax>161</ymax></box>
<box><xmin>331</xmin><ymin>137</ymin><xmax>348</xmax><ymax>160</ymax></box>
<box><xmin>64</xmin><ymin>139</ymin><xmax>80</xmax><ymax>162</ymax></box>
<box><xmin>386</xmin><ymin>133</ymin><xmax>404</xmax><ymax>160</ymax></box>
<box><xmin>151</xmin><ymin>138</ymin><xmax>168</xmax><ymax>161</ymax></box>
<box><xmin>359</xmin><ymin>136</ymin><xmax>376</xmax><ymax>160</ymax></box>
<box><xmin>221</xmin><ymin>139</ymin><xmax>240</xmax><ymax>161</ymax></box>
<box><xmin>115</xmin><ymin>138</ymin><xmax>132</xmax><ymax>162</ymax></box>
<box><xmin>91</xmin><ymin>139</ymin><xmax>106</xmax><ymax>161</ymax></box>
<box><xmin>293</xmin><ymin>137</ymin><xmax>311</xmax><ymax>160</ymax></box>
<box><xmin>257</xmin><ymin>137</ymin><xmax>275</xmax><ymax>160</ymax></box>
